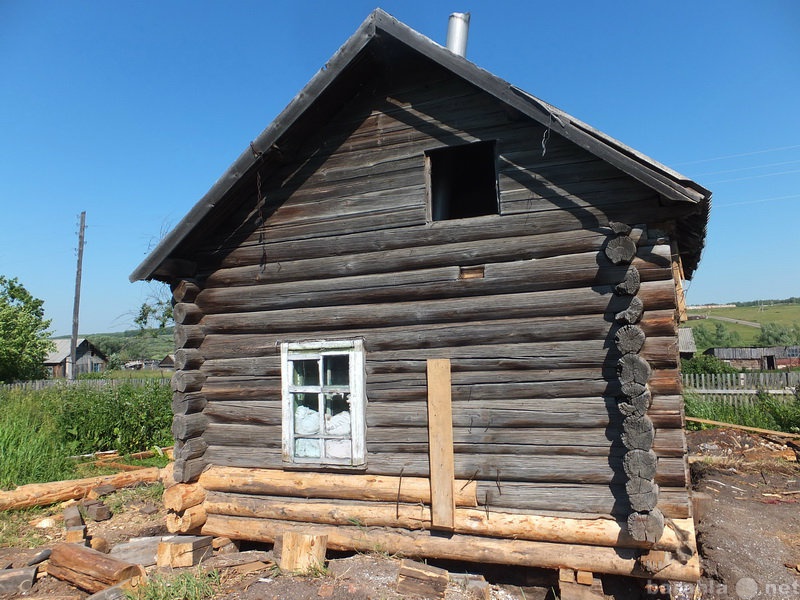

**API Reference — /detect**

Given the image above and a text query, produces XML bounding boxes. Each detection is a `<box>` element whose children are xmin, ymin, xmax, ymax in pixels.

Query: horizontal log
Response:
<box><xmin>0</xmin><ymin>468</ymin><xmax>160</xmax><ymax>511</ymax></box>
<box><xmin>174</xmin><ymin>437</ymin><xmax>208</xmax><ymax>461</ymax></box>
<box><xmin>202</xmin><ymin>492</ymin><xmax>692</xmax><ymax>552</ymax></box>
<box><xmin>173</xmin><ymin>458</ymin><xmax>209</xmax><ymax>484</ymax></box>
<box><xmin>198</xmin><ymin>281</ymin><xmax>676</xmax><ymax>350</ymax></box>
<box><xmin>173</xmin><ymin>302</ymin><xmax>203</xmax><ymax>325</ymax></box>
<box><xmin>48</xmin><ymin>543</ymin><xmax>146</xmax><ymax>593</ymax></box>
<box><xmin>475</xmin><ymin>482</ymin><xmax>689</xmax><ymax>519</ymax></box>
<box><xmin>163</xmin><ymin>482</ymin><xmax>207</xmax><ymax>512</ymax></box>
<box><xmin>198</xmin><ymin>466</ymin><xmax>478</xmax><ymax>507</ymax></box>
<box><xmin>172</xmin><ymin>279</ymin><xmax>201</xmax><ymax>304</ymax></box>
<box><xmin>171</xmin><ymin>370</ymin><xmax>206</xmax><ymax>393</ymax></box>
<box><xmin>172</xmin><ymin>413</ymin><xmax>209</xmax><ymax>440</ymax></box>
<box><xmin>175</xmin><ymin>324</ymin><xmax>205</xmax><ymax>349</ymax></box>
<box><xmin>165</xmin><ymin>503</ymin><xmax>207</xmax><ymax>534</ymax></box>
<box><xmin>175</xmin><ymin>348</ymin><xmax>204</xmax><ymax>371</ymax></box>
<box><xmin>201</xmin><ymin>514</ymin><xmax>700</xmax><ymax>581</ymax></box>
<box><xmin>199</xmin><ymin>446</ymin><xmax>686</xmax><ymax>487</ymax></box>
<box><xmin>196</xmin><ymin>248</ymin><xmax>672</xmax><ymax>316</ymax></box>
<box><xmin>172</xmin><ymin>391</ymin><xmax>207</xmax><ymax>415</ymax></box>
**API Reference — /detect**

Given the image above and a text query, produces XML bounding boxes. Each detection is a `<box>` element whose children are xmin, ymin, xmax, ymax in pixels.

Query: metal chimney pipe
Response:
<box><xmin>446</xmin><ymin>12</ymin><xmax>470</xmax><ymax>57</ymax></box>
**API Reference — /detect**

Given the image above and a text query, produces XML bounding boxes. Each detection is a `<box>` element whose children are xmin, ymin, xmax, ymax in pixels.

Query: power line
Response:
<box><xmin>693</xmin><ymin>158</ymin><xmax>800</xmax><ymax>177</ymax></box>
<box><xmin>705</xmin><ymin>167</ymin><xmax>800</xmax><ymax>185</ymax></box>
<box><xmin>714</xmin><ymin>193</ymin><xmax>800</xmax><ymax>208</ymax></box>
<box><xmin>673</xmin><ymin>144</ymin><xmax>800</xmax><ymax>166</ymax></box>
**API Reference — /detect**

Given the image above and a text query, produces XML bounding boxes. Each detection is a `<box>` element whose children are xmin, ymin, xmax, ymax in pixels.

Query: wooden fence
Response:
<box><xmin>682</xmin><ymin>372</ymin><xmax>799</xmax><ymax>406</ymax></box>
<box><xmin>0</xmin><ymin>378</ymin><xmax>171</xmax><ymax>393</ymax></box>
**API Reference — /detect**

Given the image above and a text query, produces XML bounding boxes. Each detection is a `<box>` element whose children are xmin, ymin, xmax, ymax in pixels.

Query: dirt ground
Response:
<box><xmin>1</xmin><ymin>428</ymin><xmax>799</xmax><ymax>600</ymax></box>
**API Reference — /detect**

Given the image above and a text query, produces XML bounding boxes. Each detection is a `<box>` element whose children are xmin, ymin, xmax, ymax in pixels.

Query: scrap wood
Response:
<box><xmin>686</xmin><ymin>417</ymin><xmax>800</xmax><ymax>439</ymax></box>
<box><xmin>0</xmin><ymin>468</ymin><xmax>160</xmax><ymax>511</ymax></box>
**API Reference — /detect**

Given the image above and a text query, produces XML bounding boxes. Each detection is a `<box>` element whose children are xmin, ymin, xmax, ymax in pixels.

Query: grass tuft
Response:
<box><xmin>125</xmin><ymin>569</ymin><xmax>221</xmax><ymax>600</ymax></box>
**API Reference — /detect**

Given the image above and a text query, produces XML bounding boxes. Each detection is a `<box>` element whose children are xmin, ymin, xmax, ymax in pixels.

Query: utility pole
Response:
<box><xmin>69</xmin><ymin>211</ymin><xmax>86</xmax><ymax>380</ymax></box>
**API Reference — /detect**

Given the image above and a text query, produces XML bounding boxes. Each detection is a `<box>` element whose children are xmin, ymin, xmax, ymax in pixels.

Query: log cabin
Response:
<box><xmin>131</xmin><ymin>10</ymin><xmax>710</xmax><ymax>583</ymax></box>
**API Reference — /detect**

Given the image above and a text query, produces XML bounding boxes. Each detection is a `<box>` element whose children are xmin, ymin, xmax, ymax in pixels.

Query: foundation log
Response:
<box><xmin>201</xmin><ymin>514</ymin><xmax>700</xmax><ymax>582</ymax></box>
<box><xmin>201</xmin><ymin>492</ymin><xmax>688</xmax><ymax>552</ymax></box>
<box><xmin>166</xmin><ymin>503</ymin><xmax>208</xmax><ymax>534</ymax></box>
<box><xmin>198</xmin><ymin>466</ymin><xmax>478</xmax><ymax>507</ymax></box>
<box><xmin>48</xmin><ymin>543</ymin><xmax>146</xmax><ymax>593</ymax></box>
<box><xmin>164</xmin><ymin>483</ymin><xmax>207</xmax><ymax>512</ymax></box>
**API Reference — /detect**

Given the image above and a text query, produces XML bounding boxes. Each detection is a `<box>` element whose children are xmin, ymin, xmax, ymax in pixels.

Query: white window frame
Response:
<box><xmin>280</xmin><ymin>339</ymin><xmax>366</xmax><ymax>467</ymax></box>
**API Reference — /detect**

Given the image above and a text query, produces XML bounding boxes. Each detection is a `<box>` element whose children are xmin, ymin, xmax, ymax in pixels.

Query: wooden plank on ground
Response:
<box><xmin>686</xmin><ymin>417</ymin><xmax>800</xmax><ymax>439</ymax></box>
<box><xmin>427</xmin><ymin>358</ymin><xmax>455</xmax><ymax>531</ymax></box>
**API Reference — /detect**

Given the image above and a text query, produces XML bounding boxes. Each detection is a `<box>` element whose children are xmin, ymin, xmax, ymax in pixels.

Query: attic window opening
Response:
<box><xmin>427</xmin><ymin>141</ymin><xmax>499</xmax><ymax>221</ymax></box>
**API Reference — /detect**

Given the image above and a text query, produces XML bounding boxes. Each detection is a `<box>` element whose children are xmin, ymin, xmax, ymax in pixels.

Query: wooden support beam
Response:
<box><xmin>198</xmin><ymin>466</ymin><xmax>478</xmax><ymax>507</ymax></box>
<box><xmin>201</xmin><ymin>514</ymin><xmax>701</xmax><ymax>581</ymax></box>
<box><xmin>427</xmin><ymin>358</ymin><xmax>455</xmax><ymax>531</ymax></box>
<box><xmin>396</xmin><ymin>559</ymin><xmax>449</xmax><ymax>598</ymax></box>
<box><xmin>157</xmin><ymin>535</ymin><xmax>213</xmax><ymax>568</ymax></box>
<box><xmin>279</xmin><ymin>532</ymin><xmax>327</xmax><ymax>573</ymax></box>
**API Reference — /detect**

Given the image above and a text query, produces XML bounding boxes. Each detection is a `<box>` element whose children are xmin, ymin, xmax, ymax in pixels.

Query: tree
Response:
<box><xmin>681</xmin><ymin>354</ymin><xmax>738</xmax><ymax>375</ymax></box>
<box><xmin>134</xmin><ymin>282</ymin><xmax>173</xmax><ymax>333</ymax></box>
<box><xmin>756</xmin><ymin>322</ymin><xmax>800</xmax><ymax>346</ymax></box>
<box><xmin>691</xmin><ymin>321</ymin><xmax>742</xmax><ymax>350</ymax></box>
<box><xmin>0</xmin><ymin>276</ymin><xmax>54</xmax><ymax>383</ymax></box>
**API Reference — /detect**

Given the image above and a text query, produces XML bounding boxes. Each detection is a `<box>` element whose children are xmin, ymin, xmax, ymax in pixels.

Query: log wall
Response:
<box><xmin>162</xmin><ymin>62</ymin><xmax>697</xmax><ymax>572</ymax></box>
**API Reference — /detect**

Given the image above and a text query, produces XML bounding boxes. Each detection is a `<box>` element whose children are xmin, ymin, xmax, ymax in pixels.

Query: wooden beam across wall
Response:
<box><xmin>427</xmin><ymin>358</ymin><xmax>455</xmax><ymax>531</ymax></box>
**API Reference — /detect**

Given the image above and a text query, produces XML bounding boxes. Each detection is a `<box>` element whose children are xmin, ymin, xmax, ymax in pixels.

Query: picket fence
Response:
<box><xmin>682</xmin><ymin>372</ymin><xmax>799</xmax><ymax>406</ymax></box>
<box><xmin>0</xmin><ymin>378</ymin><xmax>171</xmax><ymax>393</ymax></box>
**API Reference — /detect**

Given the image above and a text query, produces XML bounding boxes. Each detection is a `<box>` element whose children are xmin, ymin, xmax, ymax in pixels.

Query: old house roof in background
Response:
<box><xmin>45</xmin><ymin>338</ymin><xmax>107</xmax><ymax>364</ymax></box>
<box><xmin>130</xmin><ymin>8</ymin><xmax>711</xmax><ymax>284</ymax></box>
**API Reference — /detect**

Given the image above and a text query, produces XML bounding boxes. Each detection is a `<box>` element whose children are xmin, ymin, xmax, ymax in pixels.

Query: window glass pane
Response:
<box><xmin>293</xmin><ymin>393</ymin><xmax>320</xmax><ymax>434</ymax></box>
<box><xmin>296</xmin><ymin>438</ymin><xmax>321</xmax><ymax>458</ymax></box>
<box><xmin>292</xmin><ymin>359</ymin><xmax>319</xmax><ymax>386</ymax></box>
<box><xmin>325</xmin><ymin>439</ymin><xmax>351</xmax><ymax>459</ymax></box>
<box><xmin>323</xmin><ymin>354</ymin><xmax>349</xmax><ymax>386</ymax></box>
<box><xmin>324</xmin><ymin>393</ymin><xmax>351</xmax><ymax>435</ymax></box>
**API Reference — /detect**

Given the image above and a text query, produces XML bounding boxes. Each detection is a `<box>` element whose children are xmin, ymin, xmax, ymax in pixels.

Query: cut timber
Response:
<box><xmin>173</xmin><ymin>458</ymin><xmax>208</xmax><ymax>483</ymax></box>
<box><xmin>65</xmin><ymin>526</ymin><xmax>88</xmax><ymax>544</ymax></box>
<box><xmin>609</xmin><ymin>222</ymin><xmax>633</xmax><ymax>235</ymax></box>
<box><xmin>201</xmin><ymin>514</ymin><xmax>701</xmax><ymax>581</ymax></box>
<box><xmin>166</xmin><ymin>503</ymin><xmax>208</xmax><ymax>533</ymax></box>
<box><xmin>86</xmin><ymin>578</ymin><xmax>141</xmax><ymax>600</ymax></box>
<box><xmin>622</xmin><ymin>416</ymin><xmax>655</xmax><ymax>451</ymax></box>
<box><xmin>157</xmin><ymin>535</ymin><xmax>213</xmax><ymax>568</ymax></box>
<box><xmin>172</xmin><ymin>413</ymin><xmax>209</xmax><ymax>439</ymax></box>
<box><xmin>64</xmin><ymin>505</ymin><xmax>84</xmax><ymax>528</ymax></box>
<box><xmin>198</xmin><ymin>466</ymin><xmax>478</xmax><ymax>507</ymax></box>
<box><xmin>172</xmin><ymin>279</ymin><xmax>201</xmax><ymax>304</ymax></box>
<box><xmin>0</xmin><ymin>567</ymin><xmax>38</xmax><ymax>595</ymax></box>
<box><xmin>605</xmin><ymin>236</ymin><xmax>637</xmax><ymax>264</ymax></box>
<box><xmin>615</xmin><ymin>296</ymin><xmax>644</xmax><ymax>325</ymax></box>
<box><xmin>627</xmin><ymin>509</ymin><xmax>665</xmax><ymax>545</ymax></box>
<box><xmin>163</xmin><ymin>483</ymin><xmax>206</xmax><ymax>512</ymax></box>
<box><xmin>626</xmin><ymin>478</ymin><xmax>660</xmax><ymax>512</ymax></box>
<box><xmin>175</xmin><ymin>348</ymin><xmax>204</xmax><ymax>370</ymax></box>
<box><xmin>427</xmin><ymin>358</ymin><xmax>455</xmax><ymax>530</ymax></box>
<box><xmin>202</xmin><ymin>491</ymin><xmax>689</xmax><ymax>551</ymax></box>
<box><xmin>173</xmin><ymin>302</ymin><xmax>203</xmax><ymax>325</ymax></box>
<box><xmin>175</xmin><ymin>324</ymin><xmax>204</xmax><ymax>349</ymax></box>
<box><xmin>559</xmin><ymin>580</ymin><xmax>605</xmax><ymax>600</ymax></box>
<box><xmin>614</xmin><ymin>325</ymin><xmax>646</xmax><ymax>355</ymax></box>
<box><xmin>396</xmin><ymin>559</ymin><xmax>449</xmax><ymax>598</ymax></box>
<box><xmin>617</xmin><ymin>388</ymin><xmax>652</xmax><ymax>418</ymax></box>
<box><xmin>110</xmin><ymin>536</ymin><xmax>165</xmax><ymax>566</ymax></box>
<box><xmin>279</xmin><ymin>532</ymin><xmax>327</xmax><ymax>573</ymax></box>
<box><xmin>623</xmin><ymin>450</ymin><xmax>658</xmax><ymax>480</ymax></box>
<box><xmin>0</xmin><ymin>468</ymin><xmax>160</xmax><ymax>511</ymax></box>
<box><xmin>171</xmin><ymin>370</ymin><xmax>206</xmax><ymax>393</ymax></box>
<box><xmin>48</xmin><ymin>543</ymin><xmax>146</xmax><ymax>594</ymax></box>
<box><xmin>614</xmin><ymin>267</ymin><xmax>641</xmax><ymax>296</ymax></box>
<box><xmin>618</xmin><ymin>354</ymin><xmax>652</xmax><ymax>389</ymax></box>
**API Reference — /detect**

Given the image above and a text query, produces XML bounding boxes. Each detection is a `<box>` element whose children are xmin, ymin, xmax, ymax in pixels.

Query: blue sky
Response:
<box><xmin>1</xmin><ymin>1</ymin><xmax>798</xmax><ymax>336</ymax></box>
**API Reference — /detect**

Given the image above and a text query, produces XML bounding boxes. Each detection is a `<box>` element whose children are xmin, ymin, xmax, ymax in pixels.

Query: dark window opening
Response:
<box><xmin>427</xmin><ymin>141</ymin><xmax>499</xmax><ymax>221</ymax></box>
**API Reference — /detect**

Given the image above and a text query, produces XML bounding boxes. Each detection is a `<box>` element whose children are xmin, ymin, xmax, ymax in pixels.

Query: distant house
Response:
<box><xmin>704</xmin><ymin>346</ymin><xmax>800</xmax><ymax>370</ymax></box>
<box><xmin>159</xmin><ymin>354</ymin><xmax>176</xmax><ymax>370</ymax></box>
<box><xmin>45</xmin><ymin>338</ymin><xmax>107</xmax><ymax>378</ymax></box>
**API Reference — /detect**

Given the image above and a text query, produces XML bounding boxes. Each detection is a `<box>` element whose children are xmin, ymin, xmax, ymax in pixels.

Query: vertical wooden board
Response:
<box><xmin>427</xmin><ymin>358</ymin><xmax>455</xmax><ymax>530</ymax></box>
<box><xmin>279</xmin><ymin>532</ymin><xmax>327</xmax><ymax>573</ymax></box>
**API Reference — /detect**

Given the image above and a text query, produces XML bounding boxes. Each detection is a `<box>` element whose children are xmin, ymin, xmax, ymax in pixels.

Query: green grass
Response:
<box><xmin>683</xmin><ymin>319</ymin><xmax>761</xmax><ymax>346</ymax></box>
<box><xmin>0</xmin><ymin>381</ymin><xmax>172</xmax><ymax>489</ymax></box>
<box><xmin>685</xmin><ymin>391</ymin><xmax>800</xmax><ymax>433</ymax></box>
<box><xmin>688</xmin><ymin>303</ymin><xmax>800</xmax><ymax>328</ymax></box>
<box><xmin>125</xmin><ymin>569</ymin><xmax>221</xmax><ymax>600</ymax></box>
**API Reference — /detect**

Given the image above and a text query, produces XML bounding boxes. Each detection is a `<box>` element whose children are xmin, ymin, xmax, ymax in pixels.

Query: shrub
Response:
<box><xmin>681</xmin><ymin>354</ymin><xmax>738</xmax><ymax>375</ymax></box>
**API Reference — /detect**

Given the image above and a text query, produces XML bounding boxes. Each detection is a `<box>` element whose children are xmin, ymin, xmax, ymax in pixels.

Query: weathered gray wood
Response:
<box><xmin>174</xmin><ymin>458</ymin><xmax>208</xmax><ymax>484</ymax></box>
<box><xmin>174</xmin><ymin>437</ymin><xmax>209</xmax><ymax>461</ymax></box>
<box><xmin>617</xmin><ymin>355</ymin><xmax>652</xmax><ymax>388</ymax></box>
<box><xmin>173</xmin><ymin>302</ymin><xmax>203</xmax><ymax>325</ymax></box>
<box><xmin>0</xmin><ymin>567</ymin><xmax>38</xmax><ymax>595</ymax></box>
<box><xmin>172</xmin><ymin>279</ymin><xmax>201</xmax><ymax>303</ymax></box>
<box><xmin>621</xmin><ymin>416</ymin><xmax>655</xmax><ymax>451</ymax></box>
<box><xmin>608</xmin><ymin>222</ymin><xmax>632</xmax><ymax>235</ymax></box>
<box><xmin>200</xmin><ymin>445</ymin><xmax>687</xmax><ymax>487</ymax></box>
<box><xmin>615</xmin><ymin>296</ymin><xmax>644</xmax><ymax>324</ymax></box>
<box><xmin>615</xmin><ymin>325</ymin><xmax>646</xmax><ymax>355</ymax></box>
<box><xmin>627</xmin><ymin>509</ymin><xmax>665</xmax><ymax>544</ymax></box>
<box><xmin>604</xmin><ymin>236</ymin><xmax>637</xmax><ymax>265</ymax></box>
<box><xmin>623</xmin><ymin>450</ymin><xmax>658</xmax><ymax>480</ymax></box>
<box><xmin>174</xmin><ymin>348</ymin><xmax>204</xmax><ymax>371</ymax></box>
<box><xmin>171</xmin><ymin>370</ymin><xmax>206</xmax><ymax>393</ymax></box>
<box><xmin>617</xmin><ymin>388</ymin><xmax>653</xmax><ymax>418</ymax></box>
<box><xmin>175</xmin><ymin>324</ymin><xmax>205</xmax><ymax>349</ymax></box>
<box><xmin>172</xmin><ymin>413</ymin><xmax>209</xmax><ymax>440</ymax></box>
<box><xmin>626</xmin><ymin>478</ymin><xmax>659</xmax><ymax>512</ymax></box>
<box><xmin>614</xmin><ymin>267</ymin><xmax>641</xmax><ymax>296</ymax></box>
<box><xmin>172</xmin><ymin>391</ymin><xmax>207</xmax><ymax>415</ymax></box>
<box><xmin>64</xmin><ymin>504</ymin><xmax>84</xmax><ymax>528</ymax></box>
<box><xmin>110</xmin><ymin>536</ymin><xmax>165</xmax><ymax>566</ymax></box>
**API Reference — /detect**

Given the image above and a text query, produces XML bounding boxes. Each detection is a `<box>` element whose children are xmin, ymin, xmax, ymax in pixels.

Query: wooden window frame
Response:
<box><xmin>280</xmin><ymin>339</ymin><xmax>366</xmax><ymax>468</ymax></box>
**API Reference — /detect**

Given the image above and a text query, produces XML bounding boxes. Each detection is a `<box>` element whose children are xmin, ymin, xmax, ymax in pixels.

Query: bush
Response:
<box><xmin>685</xmin><ymin>390</ymin><xmax>800</xmax><ymax>433</ymax></box>
<box><xmin>0</xmin><ymin>380</ymin><xmax>172</xmax><ymax>488</ymax></box>
<box><xmin>681</xmin><ymin>354</ymin><xmax>738</xmax><ymax>375</ymax></box>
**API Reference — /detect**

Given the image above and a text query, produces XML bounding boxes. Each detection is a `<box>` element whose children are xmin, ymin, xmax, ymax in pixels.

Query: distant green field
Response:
<box><xmin>685</xmin><ymin>301</ymin><xmax>800</xmax><ymax>349</ymax></box>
